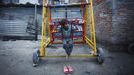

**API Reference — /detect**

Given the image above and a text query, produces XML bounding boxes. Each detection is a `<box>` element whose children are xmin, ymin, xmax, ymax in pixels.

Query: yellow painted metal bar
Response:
<box><xmin>40</xmin><ymin>0</ymin><xmax>47</xmax><ymax>57</ymax></box>
<box><xmin>85</xmin><ymin>4</ymin><xmax>93</xmax><ymax>41</ymax></box>
<box><xmin>41</xmin><ymin>38</ymin><xmax>50</xmax><ymax>49</ymax></box>
<box><xmin>84</xmin><ymin>5</ymin><xmax>95</xmax><ymax>53</ymax></box>
<box><xmin>85</xmin><ymin>36</ymin><xmax>94</xmax><ymax>45</ymax></box>
<box><xmin>89</xmin><ymin>5</ymin><xmax>93</xmax><ymax>41</ymax></box>
<box><xmin>84</xmin><ymin>5</ymin><xmax>88</xmax><ymax>39</ymax></box>
<box><xmin>84</xmin><ymin>6</ymin><xmax>89</xmax><ymax>40</ymax></box>
<box><xmin>42</xmin><ymin>54</ymin><xmax>96</xmax><ymax>58</ymax></box>
<box><xmin>47</xmin><ymin>7</ymin><xmax>51</xmax><ymax>42</ymax></box>
<box><xmin>84</xmin><ymin>5</ymin><xmax>93</xmax><ymax>50</ymax></box>
<box><xmin>42</xmin><ymin>38</ymin><xmax>50</xmax><ymax>47</ymax></box>
<box><xmin>89</xmin><ymin>0</ymin><xmax>97</xmax><ymax>55</ymax></box>
<box><xmin>85</xmin><ymin>39</ymin><xmax>94</xmax><ymax>50</ymax></box>
<box><xmin>85</xmin><ymin>5</ymin><xmax>93</xmax><ymax>43</ymax></box>
<box><xmin>90</xmin><ymin>20</ymin><xmax>93</xmax><ymax>41</ymax></box>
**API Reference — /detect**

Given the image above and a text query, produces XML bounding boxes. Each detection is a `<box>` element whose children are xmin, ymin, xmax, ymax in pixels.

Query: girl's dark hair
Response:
<box><xmin>60</xmin><ymin>19</ymin><xmax>68</xmax><ymax>25</ymax></box>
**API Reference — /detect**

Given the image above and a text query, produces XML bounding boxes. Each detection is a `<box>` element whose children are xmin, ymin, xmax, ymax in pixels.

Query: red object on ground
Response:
<box><xmin>64</xmin><ymin>66</ymin><xmax>69</xmax><ymax>74</ymax></box>
<box><xmin>68</xmin><ymin>66</ymin><xmax>74</xmax><ymax>73</ymax></box>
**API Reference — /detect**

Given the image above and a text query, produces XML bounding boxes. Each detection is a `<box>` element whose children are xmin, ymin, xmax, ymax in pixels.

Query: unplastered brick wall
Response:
<box><xmin>94</xmin><ymin>0</ymin><xmax>113</xmax><ymax>48</ymax></box>
<box><xmin>111</xmin><ymin>0</ymin><xmax>134</xmax><ymax>51</ymax></box>
<box><xmin>94</xmin><ymin>0</ymin><xmax>134</xmax><ymax>51</ymax></box>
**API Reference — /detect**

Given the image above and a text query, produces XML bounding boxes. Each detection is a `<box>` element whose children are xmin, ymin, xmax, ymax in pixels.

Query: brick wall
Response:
<box><xmin>94</xmin><ymin>0</ymin><xmax>113</xmax><ymax>48</ymax></box>
<box><xmin>111</xmin><ymin>0</ymin><xmax>134</xmax><ymax>51</ymax></box>
<box><xmin>94</xmin><ymin>0</ymin><xmax>134</xmax><ymax>51</ymax></box>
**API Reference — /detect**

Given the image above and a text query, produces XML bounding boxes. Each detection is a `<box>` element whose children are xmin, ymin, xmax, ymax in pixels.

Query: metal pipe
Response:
<box><xmin>35</xmin><ymin>3</ymin><xmax>38</xmax><ymax>41</ymax></box>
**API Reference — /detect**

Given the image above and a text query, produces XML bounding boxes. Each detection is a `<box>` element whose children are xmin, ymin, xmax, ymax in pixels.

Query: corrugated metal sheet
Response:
<box><xmin>0</xmin><ymin>20</ymin><xmax>29</xmax><ymax>36</ymax></box>
<box><xmin>0</xmin><ymin>7</ymin><xmax>42</xmax><ymax>40</ymax></box>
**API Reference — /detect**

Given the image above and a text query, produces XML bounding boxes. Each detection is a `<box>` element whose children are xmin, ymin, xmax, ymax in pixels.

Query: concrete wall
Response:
<box><xmin>94</xmin><ymin>0</ymin><xmax>134</xmax><ymax>51</ymax></box>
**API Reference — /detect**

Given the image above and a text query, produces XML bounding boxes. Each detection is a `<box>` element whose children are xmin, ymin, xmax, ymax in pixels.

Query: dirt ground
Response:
<box><xmin>0</xmin><ymin>40</ymin><xmax>134</xmax><ymax>75</ymax></box>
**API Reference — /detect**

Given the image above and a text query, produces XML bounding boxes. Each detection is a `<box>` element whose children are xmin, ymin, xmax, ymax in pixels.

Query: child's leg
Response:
<box><xmin>63</xmin><ymin>39</ymin><xmax>73</xmax><ymax>56</ymax></box>
<box><xmin>63</xmin><ymin>40</ymin><xmax>70</xmax><ymax>56</ymax></box>
<box><xmin>63</xmin><ymin>44</ymin><xmax>72</xmax><ymax>56</ymax></box>
<box><xmin>65</xmin><ymin>41</ymin><xmax>73</xmax><ymax>56</ymax></box>
<box><xmin>68</xmin><ymin>39</ymin><xmax>73</xmax><ymax>55</ymax></box>
<box><xmin>67</xmin><ymin>44</ymin><xmax>73</xmax><ymax>56</ymax></box>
